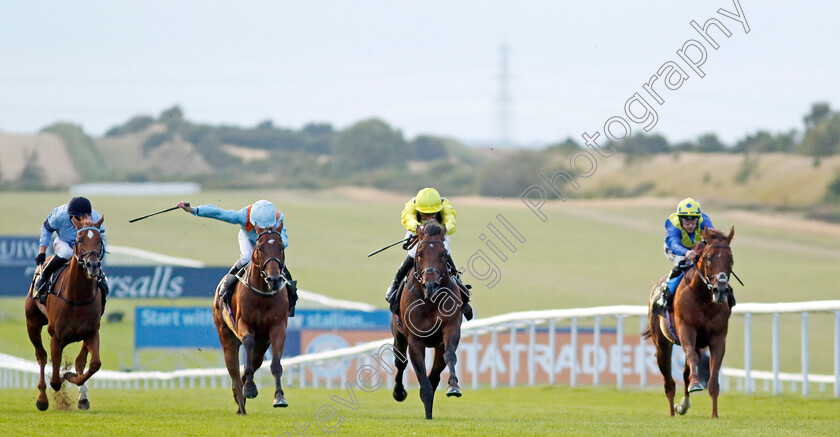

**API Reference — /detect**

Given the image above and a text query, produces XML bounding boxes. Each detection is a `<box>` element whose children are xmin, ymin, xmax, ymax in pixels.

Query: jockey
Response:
<box><xmin>384</xmin><ymin>187</ymin><xmax>473</xmax><ymax>320</ymax></box>
<box><xmin>35</xmin><ymin>196</ymin><xmax>109</xmax><ymax>304</ymax></box>
<box><xmin>654</xmin><ymin>197</ymin><xmax>717</xmax><ymax>313</ymax></box>
<box><xmin>177</xmin><ymin>199</ymin><xmax>298</xmax><ymax>317</ymax></box>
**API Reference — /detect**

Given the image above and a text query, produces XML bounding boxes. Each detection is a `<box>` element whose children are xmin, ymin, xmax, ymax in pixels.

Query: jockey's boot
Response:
<box><xmin>98</xmin><ymin>275</ymin><xmax>110</xmax><ymax>309</ymax></box>
<box><xmin>283</xmin><ymin>266</ymin><xmax>298</xmax><ymax>317</ymax></box>
<box><xmin>445</xmin><ymin>253</ymin><xmax>473</xmax><ymax>321</ymax></box>
<box><xmin>385</xmin><ymin>256</ymin><xmax>413</xmax><ymax>309</ymax></box>
<box><xmin>35</xmin><ymin>256</ymin><xmax>68</xmax><ymax>304</ymax></box>
<box><xmin>220</xmin><ymin>260</ymin><xmax>244</xmax><ymax>306</ymax></box>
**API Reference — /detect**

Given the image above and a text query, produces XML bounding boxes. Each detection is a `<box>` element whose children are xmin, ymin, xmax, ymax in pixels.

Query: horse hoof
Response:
<box><xmin>446</xmin><ymin>386</ymin><xmax>462</xmax><ymax>397</ymax></box>
<box><xmin>393</xmin><ymin>388</ymin><xmax>408</xmax><ymax>402</ymax></box>
<box><xmin>243</xmin><ymin>382</ymin><xmax>258</xmax><ymax>399</ymax></box>
<box><xmin>78</xmin><ymin>399</ymin><xmax>90</xmax><ymax>410</ymax></box>
<box><xmin>35</xmin><ymin>400</ymin><xmax>49</xmax><ymax>411</ymax></box>
<box><xmin>425</xmin><ymin>415</ymin><xmax>433</xmax><ymax>420</ymax></box>
<box><xmin>688</xmin><ymin>382</ymin><xmax>705</xmax><ymax>393</ymax></box>
<box><xmin>273</xmin><ymin>397</ymin><xmax>288</xmax><ymax>408</ymax></box>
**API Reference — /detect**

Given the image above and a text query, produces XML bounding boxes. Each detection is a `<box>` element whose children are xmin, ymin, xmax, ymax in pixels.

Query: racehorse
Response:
<box><xmin>643</xmin><ymin>226</ymin><xmax>735</xmax><ymax>418</ymax></box>
<box><xmin>24</xmin><ymin>216</ymin><xmax>106</xmax><ymax>411</ymax></box>
<box><xmin>390</xmin><ymin>219</ymin><xmax>463</xmax><ymax>420</ymax></box>
<box><xmin>213</xmin><ymin>224</ymin><xmax>290</xmax><ymax>415</ymax></box>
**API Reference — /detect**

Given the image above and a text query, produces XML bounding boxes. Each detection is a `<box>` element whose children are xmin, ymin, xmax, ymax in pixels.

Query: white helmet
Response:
<box><xmin>250</xmin><ymin>200</ymin><xmax>278</xmax><ymax>228</ymax></box>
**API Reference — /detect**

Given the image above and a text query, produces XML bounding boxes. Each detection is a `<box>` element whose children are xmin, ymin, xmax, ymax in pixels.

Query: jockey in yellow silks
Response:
<box><xmin>654</xmin><ymin>197</ymin><xmax>733</xmax><ymax>313</ymax></box>
<box><xmin>384</xmin><ymin>188</ymin><xmax>473</xmax><ymax>320</ymax></box>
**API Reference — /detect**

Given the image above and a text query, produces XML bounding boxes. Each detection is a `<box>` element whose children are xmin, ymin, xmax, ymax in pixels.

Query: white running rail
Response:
<box><xmin>2</xmin><ymin>301</ymin><xmax>838</xmax><ymax>397</ymax></box>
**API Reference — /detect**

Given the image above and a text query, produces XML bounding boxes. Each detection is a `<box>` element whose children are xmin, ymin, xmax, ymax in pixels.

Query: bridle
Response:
<box><xmin>235</xmin><ymin>229</ymin><xmax>287</xmax><ymax>296</ymax></box>
<box><xmin>74</xmin><ymin>226</ymin><xmax>105</xmax><ymax>267</ymax></box>
<box><xmin>692</xmin><ymin>243</ymin><xmax>733</xmax><ymax>291</ymax></box>
<box><xmin>412</xmin><ymin>240</ymin><xmax>451</xmax><ymax>290</ymax></box>
<box><xmin>50</xmin><ymin>226</ymin><xmax>103</xmax><ymax>306</ymax></box>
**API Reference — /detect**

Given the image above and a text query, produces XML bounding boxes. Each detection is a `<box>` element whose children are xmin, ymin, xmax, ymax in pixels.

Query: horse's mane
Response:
<box><xmin>422</xmin><ymin>219</ymin><xmax>442</xmax><ymax>236</ymax></box>
<box><xmin>703</xmin><ymin>228</ymin><xmax>728</xmax><ymax>245</ymax></box>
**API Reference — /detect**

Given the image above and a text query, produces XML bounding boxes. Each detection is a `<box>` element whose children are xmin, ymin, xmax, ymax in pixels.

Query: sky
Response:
<box><xmin>1</xmin><ymin>1</ymin><xmax>838</xmax><ymax>148</ymax></box>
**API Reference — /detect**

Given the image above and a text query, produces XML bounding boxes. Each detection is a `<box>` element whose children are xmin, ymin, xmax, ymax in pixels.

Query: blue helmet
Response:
<box><xmin>250</xmin><ymin>200</ymin><xmax>278</xmax><ymax>228</ymax></box>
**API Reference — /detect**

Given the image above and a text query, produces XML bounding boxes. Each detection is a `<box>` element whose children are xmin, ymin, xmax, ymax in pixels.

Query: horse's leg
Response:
<box><xmin>241</xmin><ymin>333</ymin><xmax>259</xmax><ymax>399</ymax></box>
<box><xmin>65</xmin><ymin>332</ymin><xmax>101</xmax><ymax>388</ymax></box>
<box><xmin>248</xmin><ymin>339</ymin><xmax>270</xmax><ymax>401</ymax></box>
<box><xmin>443</xmin><ymin>323</ymin><xmax>462</xmax><ymax>397</ymax></box>
<box><xmin>650</xmin><ymin>314</ymin><xmax>676</xmax><ymax>416</ymax></box>
<box><xmin>220</xmin><ymin>333</ymin><xmax>246</xmax><ymax>414</ymax></box>
<box><xmin>26</xmin><ymin>317</ymin><xmax>49</xmax><ymax>411</ymax></box>
<box><xmin>407</xmin><ymin>337</ymin><xmax>434</xmax><ymax>419</ymax></box>
<box><xmin>708</xmin><ymin>336</ymin><xmax>726</xmax><ymax>419</ymax></box>
<box><xmin>675</xmin><ymin>359</ymin><xmax>692</xmax><ymax>415</ymax></box>
<box><xmin>678</xmin><ymin>328</ymin><xmax>704</xmax><ymax>393</ymax></box>
<box><xmin>392</xmin><ymin>331</ymin><xmax>409</xmax><ymax>402</ymax></box>
<box><xmin>269</xmin><ymin>325</ymin><xmax>288</xmax><ymax>407</ymax></box>
<box><xmin>73</xmin><ymin>341</ymin><xmax>91</xmax><ymax>410</ymax></box>
<box><xmin>48</xmin><ymin>336</ymin><xmax>66</xmax><ymax>391</ymax></box>
<box><xmin>428</xmin><ymin>345</ymin><xmax>446</xmax><ymax>393</ymax></box>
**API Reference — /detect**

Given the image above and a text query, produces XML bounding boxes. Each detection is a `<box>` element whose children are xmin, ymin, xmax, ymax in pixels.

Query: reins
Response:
<box><xmin>235</xmin><ymin>229</ymin><xmax>287</xmax><ymax>297</ymax></box>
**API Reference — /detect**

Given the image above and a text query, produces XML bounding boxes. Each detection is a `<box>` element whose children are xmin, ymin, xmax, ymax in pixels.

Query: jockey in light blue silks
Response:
<box><xmin>177</xmin><ymin>199</ymin><xmax>298</xmax><ymax>316</ymax></box>
<box><xmin>35</xmin><ymin>196</ymin><xmax>109</xmax><ymax>304</ymax></box>
<box><xmin>653</xmin><ymin>197</ymin><xmax>715</xmax><ymax>314</ymax></box>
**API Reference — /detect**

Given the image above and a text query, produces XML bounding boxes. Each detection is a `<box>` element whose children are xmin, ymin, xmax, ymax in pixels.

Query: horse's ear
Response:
<box><xmin>727</xmin><ymin>226</ymin><xmax>734</xmax><ymax>243</ymax></box>
<box><xmin>416</xmin><ymin>225</ymin><xmax>426</xmax><ymax>240</ymax></box>
<box><xmin>95</xmin><ymin>216</ymin><xmax>104</xmax><ymax>228</ymax></box>
<box><xmin>277</xmin><ymin>220</ymin><xmax>284</xmax><ymax>233</ymax></box>
<box><xmin>71</xmin><ymin>216</ymin><xmax>82</xmax><ymax>229</ymax></box>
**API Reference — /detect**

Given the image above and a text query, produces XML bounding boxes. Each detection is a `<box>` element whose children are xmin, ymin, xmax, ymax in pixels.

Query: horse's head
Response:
<box><xmin>697</xmin><ymin>226</ymin><xmax>735</xmax><ymax>304</ymax></box>
<box><xmin>71</xmin><ymin>215</ymin><xmax>105</xmax><ymax>280</ymax></box>
<box><xmin>253</xmin><ymin>223</ymin><xmax>286</xmax><ymax>292</ymax></box>
<box><xmin>414</xmin><ymin>219</ymin><xmax>449</xmax><ymax>300</ymax></box>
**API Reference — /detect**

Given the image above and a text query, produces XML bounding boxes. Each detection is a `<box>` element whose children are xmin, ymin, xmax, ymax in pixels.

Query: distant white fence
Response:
<box><xmin>2</xmin><ymin>301</ymin><xmax>839</xmax><ymax>397</ymax></box>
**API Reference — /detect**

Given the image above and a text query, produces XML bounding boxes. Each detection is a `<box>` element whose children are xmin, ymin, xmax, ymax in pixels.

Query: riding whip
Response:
<box><xmin>129</xmin><ymin>203</ymin><xmax>188</xmax><ymax>223</ymax></box>
<box><xmin>367</xmin><ymin>236</ymin><xmax>412</xmax><ymax>257</ymax></box>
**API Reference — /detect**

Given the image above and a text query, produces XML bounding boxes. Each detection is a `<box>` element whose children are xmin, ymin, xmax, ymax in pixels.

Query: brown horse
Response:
<box><xmin>213</xmin><ymin>225</ymin><xmax>290</xmax><ymax>415</ymax></box>
<box><xmin>391</xmin><ymin>219</ymin><xmax>463</xmax><ymax>420</ymax></box>
<box><xmin>24</xmin><ymin>216</ymin><xmax>106</xmax><ymax>411</ymax></box>
<box><xmin>644</xmin><ymin>226</ymin><xmax>735</xmax><ymax>418</ymax></box>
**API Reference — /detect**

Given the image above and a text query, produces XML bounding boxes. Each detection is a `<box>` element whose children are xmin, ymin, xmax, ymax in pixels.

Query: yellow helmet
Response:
<box><xmin>415</xmin><ymin>188</ymin><xmax>443</xmax><ymax>214</ymax></box>
<box><xmin>676</xmin><ymin>197</ymin><xmax>702</xmax><ymax>218</ymax></box>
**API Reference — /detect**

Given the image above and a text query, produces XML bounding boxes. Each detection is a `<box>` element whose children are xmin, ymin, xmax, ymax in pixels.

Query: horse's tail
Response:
<box><xmin>641</xmin><ymin>327</ymin><xmax>652</xmax><ymax>340</ymax></box>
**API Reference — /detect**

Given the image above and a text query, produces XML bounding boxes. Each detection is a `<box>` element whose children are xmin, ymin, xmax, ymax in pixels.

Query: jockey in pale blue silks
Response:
<box><xmin>35</xmin><ymin>196</ymin><xmax>109</xmax><ymax>303</ymax></box>
<box><xmin>177</xmin><ymin>199</ymin><xmax>298</xmax><ymax>316</ymax></box>
<box><xmin>653</xmin><ymin>197</ymin><xmax>714</xmax><ymax>314</ymax></box>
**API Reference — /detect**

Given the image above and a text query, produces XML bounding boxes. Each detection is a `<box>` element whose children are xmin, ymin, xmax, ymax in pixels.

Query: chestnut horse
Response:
<box><xmin>24</xmin><ymin>216</ymin><xmax>106</xmax><ymax>411</ymax></box>
<box><xmin>643</xmin><ymin>226</ymin><xmax>735</xmax><ymax>418</ymax></box>
<box><xmin>213</xmin><ymin>225</ymin><xmax>290</xmax><ymax>415</ymax></box>
<box><xmin>391</xmin><ymin>219</ymin><xmax>463</xmax><ymax>420</ymax></box>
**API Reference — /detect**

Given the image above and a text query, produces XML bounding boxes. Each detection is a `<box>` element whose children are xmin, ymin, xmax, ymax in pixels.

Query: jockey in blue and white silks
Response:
<box><xmin>177</xmin><ymin>199</ymin><xmax>297</xmax><ymax>316</ymax></box>
<box><xmin>35</xmin><ymin>196</ymin><xmax>107</xmax><ymax>298</ymax></box>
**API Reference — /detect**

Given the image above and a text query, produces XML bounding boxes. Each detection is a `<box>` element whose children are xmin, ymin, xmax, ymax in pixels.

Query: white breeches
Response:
<box><xmin>663</xmin><ymin>243</ymin><xmax>686</xmax><ymax>266</ymax></box>
<box><xmin>53</xmin><ymin>238</ymin><xmax>74</xmax><ymax>259</ymax></box>
<box><xmin>238</xmin><ymin>230</ymin><xmax>254</xmax><ymax>266</ymax></box>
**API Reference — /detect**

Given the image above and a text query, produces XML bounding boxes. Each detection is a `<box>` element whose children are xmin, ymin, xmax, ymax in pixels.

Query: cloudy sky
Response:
<box><xmin>1</xmin><ymin>1</ymin><xmax>837</xmax><ymax>147</ymax></box>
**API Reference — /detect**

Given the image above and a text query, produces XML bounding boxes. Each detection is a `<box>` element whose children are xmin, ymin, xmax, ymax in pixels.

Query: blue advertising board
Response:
<box><xmin>0</xmin><ymin>265</ymin><xmax>228</xmax><ymax>297</ymax></box>
<box><xmin>0</xmin><ymin>236</ymin><xmax>53</xmax><ymax>266</ymax></box>
<box><xmin>134</xmin><ymin>308</ymin><xmax>390</xmax><ymax>355</ymax></box>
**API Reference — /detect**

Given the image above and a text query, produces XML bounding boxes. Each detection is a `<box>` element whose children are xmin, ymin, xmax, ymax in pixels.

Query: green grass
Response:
<box><xmin>1</xmin><ymin>386</ymin><xmax>838</xmax><ymax>436</ymax></box>
<box><xmin>1</xmin><ymin>190</ymin><xmax>839</xmax><ymax>375</ymax></box>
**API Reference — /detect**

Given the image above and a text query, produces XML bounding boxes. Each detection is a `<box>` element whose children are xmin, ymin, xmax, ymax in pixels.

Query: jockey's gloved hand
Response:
<box><xmin>35</xmin><ymin>253</ymin><xmax>46</xmax><ymax>266</ymax></box>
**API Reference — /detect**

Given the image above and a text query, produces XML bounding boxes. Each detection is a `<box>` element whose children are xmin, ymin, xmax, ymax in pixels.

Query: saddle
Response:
<box><xmin>31</xmin><ymin>264</ymin><xmax>71</xmax><ymax>305</ymax></box>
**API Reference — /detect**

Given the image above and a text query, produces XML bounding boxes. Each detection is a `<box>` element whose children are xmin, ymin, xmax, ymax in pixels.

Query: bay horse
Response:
<box><xmin>24</xmin><ymin>216</ymin><xmax>106</xmax><ymax>411</ymax></box>
<box><xmin>213</xmin><ymin>224</ymin><xmax>290</xmax><ymax>415</ymax></box>
<box><xmin>391</xmin><ymin>219</ymin><xmax>463</xmax><ymax>420</ymax></box>
<box><xmin>643</xmin><ymin>226</ymin><xmax>735</xmax><ymax>418</ymax></box>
